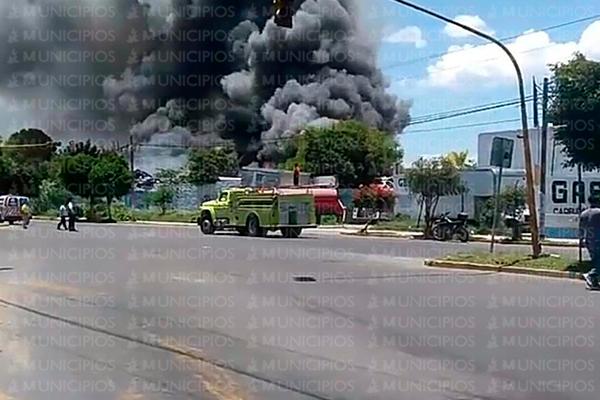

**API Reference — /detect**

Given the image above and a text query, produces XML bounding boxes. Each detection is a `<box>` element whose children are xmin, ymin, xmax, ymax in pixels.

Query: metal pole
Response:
<box><xmin>490</xmin><ymin>166</ymin><xmax>503</xmax><ymax>254</ymax></box>
<box><xmin>539</xmin><ymin>78</ymin><xmax>549</xmax><ymax>240</ymax></box>
<box><xmin>533</xmin><ymin>77</ymin><xmax>539</xmax><ymax>128</ymax></box>
<box><xmin>129</xmin><ymin>135</ymin><xmax>136</xmax><ymax>218</ymax></box>
<box><xmin>578</xmin><ymin>164</ymin><xmax>583</xmax><ymax>263</ymax></box>
<box><xmin>390</xmin><ymin>0</ymin><xmax>542</xmax><ymax>257</ymax></box>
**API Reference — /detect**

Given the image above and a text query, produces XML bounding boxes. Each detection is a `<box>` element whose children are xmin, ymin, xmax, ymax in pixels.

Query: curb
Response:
<box><xmin>424</xmin><ymin>259</ymin><xmax>583</xmax><ymax>280</ymax></box>
<box><xmin>469</xmin><ymin>236</ymin><xmax>578</xmax><ymax>248</ymax></box>
<box><xmin>340</xmin><ymin>230</ymin><xmax>578</xmax><ymax>247</ymax></box>
<box><xmin>340</xmin><ymin>231</ymin><xmax>420</xmax><ymax>239</ymax></box>
<box><xmin>31</xmin><ymin>217</ymin><xmax>197</xmax><ymax>228</ymax></box>
<box><xmin>129</xmin><ymin>220</ymin><xmax>195</xmax><ymax>226</ymax></box>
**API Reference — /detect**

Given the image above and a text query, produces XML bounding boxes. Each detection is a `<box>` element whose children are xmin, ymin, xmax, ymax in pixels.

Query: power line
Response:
<box><xmin>0</xmin><ymin>142</ymin><xmax>53</xmax><ymax>148</ymax></box>
<box><xmin>409</xmin><ymin>95</ymin><xmax>532</xmax><ymax>124</ymax></box>
<box><xmin>405</xmin><ymin>118</ymin><xmax>524</xmax><ymax>133</ymax></box>
<box><xmin>382</xmin><ymin>13</ymin><xmax>600</xmax><ymax>71</ymax></box>
<box><xmin>408</xmin><ymin>97</ymin><xmax>533</xmax><ymax>126</ymax></box>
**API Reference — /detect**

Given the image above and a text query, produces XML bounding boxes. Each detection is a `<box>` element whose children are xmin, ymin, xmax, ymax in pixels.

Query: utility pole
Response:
<box><xmin>389</xmin><ymin>0</ymin><xmax>542</xmax><ymax>257</ymax></box>
<box><xmin>539</xmin><ymin>78</ymin><xmax>549</xmax><ymax>239</ymax></box>
<box><xmin>533</xmin><ymin>77</ymin><xmax>539</xmax><ymax>128</ymax></box>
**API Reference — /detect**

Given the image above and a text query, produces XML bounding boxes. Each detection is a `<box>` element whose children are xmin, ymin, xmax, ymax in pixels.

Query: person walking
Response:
<box><xmin>580</xmin><ymin>195</ymin><xmax>600</xmax><ymax>290</ymax></box>
<box><xmin>67</xmin><ymin>197</ymin><xmax>78</xmax><ymax>232</ymax></box>
<box><xmin>57</xmin><ymin>201</ymin><xmax>68</xmax><ymax>230</ymax></box>
<box><xmin>20</xmin><ymin>202</ymin><xmax>31</xmax><ymax>230</ymax></box>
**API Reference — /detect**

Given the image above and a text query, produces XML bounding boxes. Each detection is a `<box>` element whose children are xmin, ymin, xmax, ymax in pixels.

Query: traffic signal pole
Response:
<box><xmin>388</xmin><ymin>0</ymin><xmax>542</xmax><ymax>257</ymax></box>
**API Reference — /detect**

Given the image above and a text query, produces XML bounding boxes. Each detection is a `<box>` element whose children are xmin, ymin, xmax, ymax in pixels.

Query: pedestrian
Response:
<box><xmin>293</xmin><ymin>163</ymin><xmax>301</xmax><ymax>186</ymax></box>
<box><xmin>20</xmin><ymin>201</ymin><xmax>31</xmax><ymax>230</ymax></box>
<box><xmin>57</xmin><ymin>201</ymin><xmax>68</xmax><ymax>230</ymax></box>
<box><xmin>67</xmin><ymin>197</ymin><xmax>78</xmax><ymax>232</ymax></box>
<box><xmin>580</xmin><ymin>194</ymin><xmax>600</xmax><ymax>290</ymax></box>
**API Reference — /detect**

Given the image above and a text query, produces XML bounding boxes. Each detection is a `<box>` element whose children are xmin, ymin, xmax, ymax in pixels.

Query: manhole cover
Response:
<box><xmin>293</xmin><ymin>276</ymin><xmax>317</xmax><ymax>283</ymax></box>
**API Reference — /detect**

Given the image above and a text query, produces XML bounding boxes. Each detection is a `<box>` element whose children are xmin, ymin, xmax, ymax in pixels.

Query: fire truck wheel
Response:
<box><xmin>200</xmin><ymin>214</ymin><xmax>215</xmax><ymax>235</ymax></box>
<box><xmin>246</xmin><ymin>214</ymin><xmax>262</xmax><ymax>237</ymax></box>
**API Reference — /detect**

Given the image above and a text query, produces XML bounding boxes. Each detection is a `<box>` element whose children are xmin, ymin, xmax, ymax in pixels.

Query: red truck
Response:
<box><xmin>278</xmin><ymin>187</ymin><xmax>346</xmax><ymax>224</ymax></box>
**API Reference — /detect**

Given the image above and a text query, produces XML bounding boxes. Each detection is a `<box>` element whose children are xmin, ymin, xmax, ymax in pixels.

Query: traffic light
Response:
<box><xmin>273</xmin><ymin>0</ymin><xmax>293</xmax><ymax>28</ymax></box>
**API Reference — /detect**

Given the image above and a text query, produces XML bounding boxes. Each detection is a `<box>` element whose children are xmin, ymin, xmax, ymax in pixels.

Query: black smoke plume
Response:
<box><xmin>0</xmin><ymin>0</ymin><xmax>410</xmax><ymax>167</ymax></box>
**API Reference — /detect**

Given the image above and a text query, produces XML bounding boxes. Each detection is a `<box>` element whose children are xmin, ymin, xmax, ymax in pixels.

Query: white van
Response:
<box><xmin>0</xmin><ymin>195</ymin><xmax>30</xmax><ymax>224</ymax></box>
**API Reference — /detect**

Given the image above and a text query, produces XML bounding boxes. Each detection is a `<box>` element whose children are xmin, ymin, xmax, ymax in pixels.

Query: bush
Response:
<box><xmin>132</xmin><ymin>209</ymin><xmax>198</xmax><ymax>223</ymax></box>
<box><xmin>394</xmin><ymin>213</ymin><xmax>412</xmax><ymax>222</ymax></box>
<box><xmin>353</xmin><ymin>184</ymin><xmax>394</xmax><ymax>211</ymax></box>
<box><xmin>33</xmin><ymin>179</ymin><xmax>72</xmax><ymax>214</ymax></box>
<box><xmin>111</xmin><ymin>203</ymin><xmax>133</xmax><ymax>221</ymax></box>
<box><xmin>479</xmin><ymin>185</ymin><xmax>526</xmax><ymax>230</ymax></box>
<box><xmin>149</xmin><ymin>186</ymin><xmax>175</xmax><ymax>215</ymax></box>
<box><xmin>85</xmin><ymin>202</ymin><xmax>108</xmax><ymax>222</ymax></box>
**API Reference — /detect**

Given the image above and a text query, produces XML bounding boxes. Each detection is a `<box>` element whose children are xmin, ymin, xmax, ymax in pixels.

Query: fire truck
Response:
<box><xmin>198</xmin><ymin>188</ymin><xmax>317</xmax><ymax>238</ymax></box>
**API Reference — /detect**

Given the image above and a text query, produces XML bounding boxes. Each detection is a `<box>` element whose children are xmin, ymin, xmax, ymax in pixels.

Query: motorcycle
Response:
<box><xmin>432</xmin><ymin>212</ymin><xmax>470</xmax><ymax>242</ymax></box>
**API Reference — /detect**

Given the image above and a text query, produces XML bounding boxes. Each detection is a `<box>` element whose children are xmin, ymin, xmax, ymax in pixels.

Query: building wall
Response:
<box><xmin>397</xmin><ymin>127</ymin><xmax>600</xmax><ymax>238</ymax></box>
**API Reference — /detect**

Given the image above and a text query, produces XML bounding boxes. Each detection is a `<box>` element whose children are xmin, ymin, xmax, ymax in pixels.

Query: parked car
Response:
<box><xmin>0</xmin><ymin>195</ymin><xmax>30</xmax><ymax>225</ymax></box>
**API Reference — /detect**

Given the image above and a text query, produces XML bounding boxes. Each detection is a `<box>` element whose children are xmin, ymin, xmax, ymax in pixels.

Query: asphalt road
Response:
<box><xmin>0</xmin><ymin>221</ymin><xmax>597</xmax><ymax>400</ymax></box>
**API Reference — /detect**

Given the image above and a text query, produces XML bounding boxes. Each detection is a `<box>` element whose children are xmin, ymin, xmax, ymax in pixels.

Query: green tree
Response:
<box><xmin>56</xmin><ymin>152</ymin><xmax>97</xmax><ymax>200</ymax></box>
<box><xmin>4</xmin><ymin>128</ymin><xmax>57</xmax><ymax>162</ymax></box>
<box><xmin>89</xmin><ymin>152</ymin><xmax>134</xmax><ymax>221</ymax></box>
<box><xmin>156</xmin><ymin>168</ymin><xmax>182</xmax><ymax>187</ymax></box>
<box><xmin>150</xmin><ymin>168</ymin><xmax>182</xmax><ymax>215</ymax></box>
<box><xmin>186</xmin><ymin>147</ymin><xmax>238</xmax><ymax>185</ymax></box>
<box><xmin>444</xmin><ymin>151</ymin><xmax>475</xmax><ymax>169</ymax></box>
<box><xmin>407</xmin><ymin>157</ymin><xmax>464</xmax><ymax>237</ymax></box>
<box><xmin>32</xmin><ymin>179</ymin><xmax>73</xmax><ymax>213</ymax></box>
<box><xmin>150</xmin><ymin>186</ymin><xmax>175</xmax><ymax>215</ymax></box>
<box><xmin>0</xmin><ymin>129</ymin><xmax>58</xmax><ymax>196</ymax></box>
<box><xmin>53</xmin><ymin>141</ymin><xmax>104</xmax><ymax>202</ymax></box>
<box><xmin>480</xmin><ymin>184</ymin><xmax>527</xmax><ymax>229</ymax></box>
<box><xmin>285</xmin><ymin>121</ymin><xmax>401</xmax><ymax>187</ymax></box>
<box><xmin>0</xmin><ymin>151</ymin><xmax>13</xmax><ymax>194</ymax></box>
<box><xmin>443</xmin><ymin>150</ymin><xmax>474</xmax><ymax>211</ymax></box>
<box><xmin>6</xmin><ymin>160</ymin><xmax>45</xmax><ymax>197</ymax></box>
<box><xmin>60</xmin><ymin>140</ymin><xmax>101</xmax><ymax>157</ymax></box>
<box><xmin>551</xmin><ymin>54</ymin><xmax>600</xmax><ymax>170</ymax></box>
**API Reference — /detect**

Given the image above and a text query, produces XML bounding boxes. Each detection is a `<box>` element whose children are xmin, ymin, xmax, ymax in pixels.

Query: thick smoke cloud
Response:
<box><xmin>0</xmin><ymin>0</ymin><xmax>410</xmax><ymax>167</ymax></box>
<box><xmin>0</xmin><ymin>0</ymin><xmax>153</xmax><ymax>142</ymax></box>
<box><xmin>224</xmin><ymin>0</ymin><xmax>411</xmax><ymax>160</ymax></box>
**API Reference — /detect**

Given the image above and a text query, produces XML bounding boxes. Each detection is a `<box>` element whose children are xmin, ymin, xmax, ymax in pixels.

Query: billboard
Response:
<box><xmin>549</xmin><ymin>178</ymin><xmax>600</xmax><ymax>215</ymax></box>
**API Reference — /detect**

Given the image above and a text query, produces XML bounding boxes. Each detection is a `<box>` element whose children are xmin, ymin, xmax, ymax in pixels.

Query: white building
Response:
<box><xmin>396</xmin><ymin>127</ymin><xmax>600</xmax><ymax>238</ymax></box>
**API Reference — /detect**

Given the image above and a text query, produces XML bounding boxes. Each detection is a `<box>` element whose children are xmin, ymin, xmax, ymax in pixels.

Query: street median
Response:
<box><xmin>425</xmin><ymin>252</ymin><xmax>587</xmax><ymax>280</ymax></box>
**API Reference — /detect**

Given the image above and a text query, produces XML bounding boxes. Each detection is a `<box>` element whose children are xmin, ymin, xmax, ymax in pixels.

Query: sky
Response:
<box><xmin>367</xmin><ymin>0</ymin><xmax>600</xmax><ymax>165</ymax></box>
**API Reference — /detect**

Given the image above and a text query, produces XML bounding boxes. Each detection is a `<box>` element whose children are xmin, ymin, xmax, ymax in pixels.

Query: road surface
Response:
<box><xmin>0</xmin><ymin>222</ymin><xmax>597</xmax><ymax>400</ymax></box>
